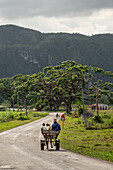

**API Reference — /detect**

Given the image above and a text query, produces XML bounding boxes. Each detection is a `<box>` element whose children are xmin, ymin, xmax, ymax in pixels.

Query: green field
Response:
<box><xmin>0</xmin><ymin>110</ymin><xmax>49</xmax><ymax>132</ymax></box>
<box><xmin>59</xmin><ymin>111</ymin><xmax>113</xmax><ymax>162</ymax></box>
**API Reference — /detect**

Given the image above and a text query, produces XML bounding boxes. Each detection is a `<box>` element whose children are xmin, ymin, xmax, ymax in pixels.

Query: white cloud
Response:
<box><xmin>0</xmin><ymin>0</ymin><xmax>113</xmax><ymax>35</ymax></box>
<box><xmin>0</xmin><ymin>0</ymin><xmax>113</xmax><ymax>19</ymax></box>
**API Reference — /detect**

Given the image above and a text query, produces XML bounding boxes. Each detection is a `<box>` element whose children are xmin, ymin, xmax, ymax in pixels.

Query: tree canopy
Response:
<box><xmin>0</xmin><ymin>60</ymin><xmax>113</xmax><ymax>115</ymax></box>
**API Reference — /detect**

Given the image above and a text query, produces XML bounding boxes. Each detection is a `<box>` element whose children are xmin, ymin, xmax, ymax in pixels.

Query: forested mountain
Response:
<box><xmin>0</xmin><ymin>24</ymin><xmax>113</xmax><ymax>78</ymax></box>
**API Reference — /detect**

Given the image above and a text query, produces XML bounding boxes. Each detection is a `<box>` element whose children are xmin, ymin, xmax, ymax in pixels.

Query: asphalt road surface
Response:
<box><xmin>0</xmin><ymin>112</ymin><xmax>113</xmax><ymax>170</ymax></box>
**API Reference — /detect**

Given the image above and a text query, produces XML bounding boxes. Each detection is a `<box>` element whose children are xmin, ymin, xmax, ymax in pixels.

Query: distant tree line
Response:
<box><xmin>0</xmin><ymin>60</ymin><xmax>113</xmax><ymax>117</ymax></box>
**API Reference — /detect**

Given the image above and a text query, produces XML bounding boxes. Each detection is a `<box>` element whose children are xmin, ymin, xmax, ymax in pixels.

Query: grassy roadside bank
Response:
<box><xmin>59</xmin><ymin>115</ymin><xmax>113</xmax><ymax>162</ymax></box>
<box><xmin>0</xmin><ymin>110</ymin><xmax>49</xmax><ymax>132</ymax></box>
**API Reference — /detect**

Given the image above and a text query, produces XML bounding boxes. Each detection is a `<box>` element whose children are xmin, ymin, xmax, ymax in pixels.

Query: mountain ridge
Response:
<box><xmin>0</xmin><ymin>24</ymin><xmax>113</xmax><ymax>78</ymax></box>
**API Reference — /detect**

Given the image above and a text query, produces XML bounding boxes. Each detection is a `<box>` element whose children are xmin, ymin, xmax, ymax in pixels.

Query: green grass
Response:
<box><xmin>0</xmin><ymin>110</ymin><xmax>49</xmax><ymax>132</ymax></box>
<box><xmin>59</xmin><ymin>115</ymin><xmax>113</xmax><ymax>162</ymax></box>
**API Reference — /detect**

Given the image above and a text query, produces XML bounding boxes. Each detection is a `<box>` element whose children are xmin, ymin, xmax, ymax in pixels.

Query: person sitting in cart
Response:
<box><xmin>52</xmin><ymin>119</ymin><xmax>61</xmax><ymax>132</ymax></box>
<box><xmin>46</xmin><ymin>123</ymin><xmax>50</xmax><ymax>130</ymax></box>
<box><xmin>41</xmin><ymin>123</ymin><xmax>46</xmax><ymax>131</ymax></box>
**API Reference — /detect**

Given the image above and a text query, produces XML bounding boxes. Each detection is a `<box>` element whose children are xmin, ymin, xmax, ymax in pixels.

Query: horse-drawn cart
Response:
<box><xmin>40</xmin><ymin>130</ymin><xmax>60</xmax><ymax>150</ymax></box>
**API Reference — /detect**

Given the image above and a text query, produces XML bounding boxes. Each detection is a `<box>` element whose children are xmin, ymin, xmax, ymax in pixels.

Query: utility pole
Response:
<box><xmin>96</xmin><ymin>85</ymin><xmax>99</xmax><ymax>115</ymax></box>
<box><xmin>12</xmin><ymin>96</ymin><xmax>15</xmax><ymax>111</ymax></box>
<box><xmin>82</xmin><ymin>85</ymin><xmax>85</xmax><ymax>118</ymax></box>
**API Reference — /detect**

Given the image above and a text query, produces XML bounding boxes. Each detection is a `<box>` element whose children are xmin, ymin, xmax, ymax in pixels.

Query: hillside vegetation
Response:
<box><xmin>0</xmin><ymin>24</ymin><xmax>113</xmax><ymax>78</ymax></box>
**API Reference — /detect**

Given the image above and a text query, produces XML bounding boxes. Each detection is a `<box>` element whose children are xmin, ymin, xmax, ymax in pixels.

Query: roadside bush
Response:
<box><xmin>19</xmin><ymin>113</ymin><xmax>23</xmax><ymax>116</ymax></box>
<box><xmin>78</xmin><ymin>107</ymin><xmax>89</xmax><ymax>117</ymax></box>
<box><xmin>16</xmin><ymin>116</ymin><xmax>30</xmax><ymax>121</ymax></box>
<box><xmin>42</xmin><ymin>106</ymin><xmax>50</xmax><ymax>111</ymax></box>
<box><xmin>77</xmin><ymin>117</ymin><xmax>85</xmax><ymax>125</ymax></box>
<box><xmin>104</xmin><ymin>119</ymin><xmax>113</xmax><ymax>128</ymax></box>
<box><xmin>0</xmin><ymin>111</ymin><xmax>16</xmax><ymax>122</ymax></box>
<box><xmin>33</xmin><ymin>113</ymin><xmax>40</xmax><ymax>117</ymax></box>
<box><xmin>85</xmin><ymin>112</ymin><xmax>94</xmax><ymax>118</ymax></box>
<box><xmin>78</xmin><ymin>108</ymin><xmax>83</xmax><ymax>116</ymax></box>
<box><xmin>0</xmin><ymin>113</ymin><xmax>7</xmax><ymax>122</ymax></box>
<box><xmin>102</xmin><ymin>112</ymin><xmax>111</xmax><ymax>119</ymax></box>
<box><xmin>110</xmin><ymin>118</ymin><xmax>113</xmax><ymax>126</ymax></box>
<box><xmin>7</xmin><ymin>112</ymin><xmax>14</xmax><ymax>121</ymax></box>
<box><xmin>0</xmin><ymin>106</ymin><xmax>6</xmax><ymax>111</ymax></box>
<box><xmin>93</xmin><ymin>115</ymin><xmax>103</xmax><ymax>123</ymax></box>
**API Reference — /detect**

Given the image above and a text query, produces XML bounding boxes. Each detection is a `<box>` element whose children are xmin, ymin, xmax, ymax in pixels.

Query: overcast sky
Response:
<box><xmin>0</xmin><ymin>0</ymin><xmax>113</xmax><ymax>35</ymax></box>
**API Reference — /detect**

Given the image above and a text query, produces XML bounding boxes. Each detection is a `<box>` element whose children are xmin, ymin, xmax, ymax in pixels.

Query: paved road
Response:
<box><xmin>0</xmin><ymin>112</ymin><xmax>113</xmax><ymax>170</ymax></box>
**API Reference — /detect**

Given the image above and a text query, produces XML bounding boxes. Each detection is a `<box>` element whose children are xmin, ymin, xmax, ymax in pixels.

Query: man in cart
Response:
<box><xmin>49</xmin><ymin>119</ymin><xmax>60</xmax><ymax>148</ymax></box>
<box><xmin>51</xmin><ymin>119</ymin><xmax>61</xmax><ymax>132</ymax></box>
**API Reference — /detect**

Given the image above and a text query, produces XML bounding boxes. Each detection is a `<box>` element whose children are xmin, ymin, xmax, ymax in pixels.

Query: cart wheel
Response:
<box><xmin>40</xmin><ymin>140</ymin><xmax>45</xmax><ymax>150</ymax></box>
<box><xmin>56</xmin><ymin>140</ymin><xmax>60</xmax><ymax>150</ymax></box>
<box><xmin>56</xmin><ymin>143</ymin><xmax>59</xmax><ymax>150</ymax></box>
<box><xmin>41</xmin><ymin>143</ymin><xmax>44</xmax><ymax>150</ymax></box>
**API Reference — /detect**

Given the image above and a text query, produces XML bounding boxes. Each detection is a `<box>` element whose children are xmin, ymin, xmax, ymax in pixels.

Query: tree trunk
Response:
<box><xmin>8</xmin><ymin>100</ymin><xmax>11</xmax><ymax>111</ymax></box>
<box><xmin>25</xmin><ymin>104</ymin><xmax>28</xmax><ymax>117</ymax></box>
<box><xmin>66</xmin><ymin>101</ymin><xmax>72</xmax><ymax>114</ymax></box>
<box><xmin>82</xmin><ymin>86</ymin><xmax>85</xmax><ymax>118</ymax></box>
<box><xmin>24</xmin><ymin>98</ymin><xmax>28</xmax><ymax>116</ymax></box>
<box><xmin>56</xmin><ymin>104</ymin><xmax>60</xmax><ymax>111</ymax></box>
<box><xmin>17</xmin><ymin>94</ymin><xmax>19</xmax><ymax>112</ymax></box>
<box><xmin>12</xmin><ymin>97</ymin><xmax>15</xmax><ymax>111</ymax></box>
<box><xmin>49</xmin><ymin>98</ymin><xmax>53</xmax><ymax>111</ymax></box>
<box><xmin>96</xmin><ymin>85</ymin><xmax>99</xmax><ymax>115</ymax></box>
<box><xmin>55</xmin><ymin>102</ymin><xmax>60</xmax><ymax>111</ymax></box>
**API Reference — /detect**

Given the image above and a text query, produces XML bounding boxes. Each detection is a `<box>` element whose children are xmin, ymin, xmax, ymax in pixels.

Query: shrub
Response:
<box><xmin>0</xmin><ymin>113</ymin><xmax>7</xmax><ymax>122</ymax></box>
<box><xmin>78</xmin><ymin>108</ymin><xmax>83</xmax><ymax>116</ymax></box>
<box><xmin>102</xmin><ymin>112</ymin><xmax>111</xmax><ymax>119</ymax></box>
<box><xmin>33</xmin><ymin>113</ymin><xmax>40</xmax><ymax>117</ymax></box>
<box><xmin>16</xmin><ymin>116</ymin><xmax>30</xmax><ymax>121</ymax></box>
<box><xmin>110</xmin><ymin>118</ymin><xmax>113</xmax><ymax>125</ymax></box>
<box><xmin>94</xmin><ymin>143</ymin><xmax>102</xmax><ymax>146</ymax></box>
<box><xmin>7</xmin><ymin>112</ymin><xmax>14</xmax><ymax>121</ymax></box>
<box><xmin>0</xmin><ymin>106</ymin><xmax>6</xmax><ymax>111</ymax></box>
<box><xmin>85</xmin><ymin>112</ymin><xmax>93</xmax><ymax>118</ymax></box>
<box><xmin>77</xmin><ymin>117</ymin><xmax>85</xmax><ymax>125</ymax></box>
<box><xmin>42</xmin><ymin>106</ymin><xmax>50</xmax><ymax>111</ymax></box>
<box><xmin>78</xmin><ymin>107</ymin><xmax>89</xmax><ymax>117</ymax></box>
<box><xmin>104</xmin><ymin>119</ymin><xmax>111</xmax><ymax>127</ymax></box>
<box><xmin>93</xmin><ymin>115</ymin><xmax>103</xmax><ymax>123</ymax></box>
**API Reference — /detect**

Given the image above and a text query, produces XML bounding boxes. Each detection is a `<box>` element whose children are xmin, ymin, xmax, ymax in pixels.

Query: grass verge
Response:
<box><xmin>59</xmin><ymin>115</ymin><xmax>113</xmax><ymax>162</ymax></box>
<box><xmin>0</xmin><ymin>110</ymin><xmax>49</xmax><ymax>132</ymax></box>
